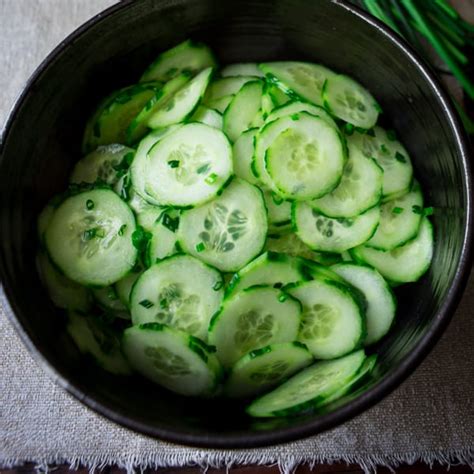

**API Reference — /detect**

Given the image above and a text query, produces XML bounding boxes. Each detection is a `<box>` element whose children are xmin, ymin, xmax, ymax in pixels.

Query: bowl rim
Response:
<box><xmin>0</xmin><ymin>0</ymin><xmax>473</xmax><ymax>449</ymax></box>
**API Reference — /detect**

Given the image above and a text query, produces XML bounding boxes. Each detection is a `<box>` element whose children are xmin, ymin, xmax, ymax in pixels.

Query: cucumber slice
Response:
<box><xmin>208</xmin><ymin>286</ymin><xmax>301</xmax><ymax>368</ymax></box>
<box><xmin>67</xmin><ymin>311</ymin><xmax>131</xmax><ymax>375</ymax></box>
<box><xmin>350</xmin><ymin>218</ymin><xmax>433</xmax><ymax>283</ymax></box>
<box><xmin>127</xmin><ymin>73</ymin><xmax>191</xmax><ymax>144</ymax></box>
<box><xmin>265</xmin><ymin>101</ymin><xmax>337</xmax><ymax>129</ymax></box>
<box><xmin>115</xmin><ymin>266</ymin><xmax>143</xmax><ymax>307</ymax></box>
<box><xmin>287</xmin><ymin>278</ymin><xmax>364</xmax><ymax>359</ymax></box>
<box><xmin>146</xmin><ymin>208</ymin><xmax>180</xmax><ymax>264</ymax></box>
<box><xmin>223</xmin><ymin>80</ymin><xmax>264</xmax><ymax>142</ymax></box>
<box><xmin>263</xmin><ymin>190</ymin><xmax>291</xmax><ymax>226</ymax></box>
<box><xmin>246</xmin><ymin>349</ymin><xmax>366</xmax><ymax>417</ymax></box>
<box><xmin>140</xmin><ymin>39</ymin><xmax>217</xmax><ymax>83</ymax></box>
<box><xmin>260</xmin><ymin>112</ymin><xmax>345</xmax><ymax>199</ymax></box>
<box><xmin>45</xmin><ymin>189</ymin><xmax>137</xmax><ymax>286</ymax></box>
<box><xmin>261</xmin><ymin>87</ymin><xmax>277</xmax><ymax>117</ymax></box>
<box><xmin>190</xmin><ymin>105</ymin><xmax>223</xmax><ymax>129</ymax></box>
<box><xmin>309</xmin><ymin>145</ymin><xmax>383</xmax><ymax>218</ymax></box>
<box><xmin>265</xmin><ymin>232</ymin><xmax>320</xmax><ymax>260</ymax></box>
<box><xmin>225</xmin><ymin>342</ymin><xmax>313</xmax><ymax>398</ymax></box>
<box><xmin>293</xmin><ymin>202</ymin><xmax>380</xmax><ymax>253</ymax></box>
<box><xmin>365</xmin><ymin>184</ymin><xmax>423</xmax><ymax>250</ymax></box>
<box><xmin>331</xmin><ymin>263</ymin><xmax>396</xmax><ymax>345</ymax></box>
<box><xmin>38</xmin><ymin>204</ymin><xmax>55</xmax><ymax>243</ymax></box>
<box><xmin>178</xmin><ymin>179</ymin><xmax>268</xmax><ymax>272</ymax></box>
<box><xmin>93</xmin><ymin>285</ymin><xmax>127</xmax><ymax>312</ymax></box>
<box><xmin>221</xmin><ymin>63</ymin><xmax>264</xmax><ymax>78</ymax></box>
<box><xmin>147</xmin><ymin>67</ymin><xmax>214</xmax><ymax>128</ymax></box>
<box><xmin>36</xmin><ymin>253</ymin><xmax>91</xmax><ymax>311</ymax></box>
<box><xmin>143</xmin><ymin>123</ymin><xmax>233</xmax><ymax>207</ymax></box>
<box><xmin>122</xmin><ymin>323</ymin><xmax>222</xmax><ymax>396</ymax></box>
<box><xmin>130</xmin><ymin>254</ymin><xmax>224</xmax><ymax>340</ymax></box>
<box><xmin>260</xmin><ymin>62</ymin><xmax>335</xmax><ymax>107</ymax></box>
<box><xmin>232</xmin><ymin>128</ymin><xmax>259</xmax><ymax>185</ymax></box>
<box><xmin>70</xmin><ymin>145</ymin><xmax>135</xmax><ymax>187</ymax></box>
<box><xmin>348</xmin><ymin>126</ymin><xmax>413</xmax><ymax>198</ymax></box>
<box><xmin>82</xmin><ymin>83</ymin><xmax>160</xmax><ymax>153</ymax></box>
<box><xmin>227</xmin><ymin>252</ymin><xmax>306</xmax><ymax>294</ymax></box>
<box><xmin>206</xmin><ymin>95</ymin><xmax>235</xmax><ymax>113</ymax></box>
<box><xmin>323</xmin><ymin>75</ymin><xmax>379</xmax><ymax>128</ymax></box>
<box><xmin>267</xmin><ymin>83</ymin><xmax>292</xmax><ymax>107</ymax></box>
<box><xmin>204</xmin><ymin>76</ymin><xmax>257</xmax><ymax>103</ymax></box>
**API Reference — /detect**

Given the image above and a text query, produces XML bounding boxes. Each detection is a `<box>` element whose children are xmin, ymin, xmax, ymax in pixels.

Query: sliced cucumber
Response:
<box><xmin>365</xmin><ymin>184</ymin><xmax>423</xmax><ymax>250</ymax></box>
<box><xmin>38</xmin><ymin>204</ymin><xmax>55</xmax><ymax>243</ymax></box>
<box><xmin>37</xmin><ymin>253</ymin><xmax>91</xmax><ymax>311</ymax></box>
<box><xmin>287</xmin><ymin>278</ymin><xmax>364</xmax><ymax>359</ymax></box>
<box><xmin>309</xmin><ymin>145</ymin><xmax>383</xmax><ymax>218</ymax></box>
<box><xmin>122</xmin><ymin>323</ymin><xmax>222</xmax><ymax>396</ymax></box>
<box><xmin>221</xmin><ymin>63</ymin><xmax>264</xmax><ymax>78</ymax></box>
<box><xmin>115</xmin><ymin>266</ymin><xmax>143</xmax><ymax>307</ymax></box>
<box><xmin>263</xmin><ymin>189</ymin><xmax>291</xmax><ymax>226</ymax></box>
<box><xmin>223</xmin><ymin>80</ymin><xmax>264</xmax><ymax>142</ymax></box>
<box><xmin>260</xmin><ymin>62</ymin><xmax>335</xmax><ymax>107</ymax></box>
<box><xmin>323</xmin><ymin>75</ymin><xmax>379</xmax><ymax>128</ymax></box>
<box><xmin>331</xmin><ymin>263</ymin><xmax>396</xmax><ymax>345</ymax></box>
<box><xmin>265</xmin><ymin>101</ymin><xmax>337</xmax><ymax>129</ymax></box>
<box><xmin>257</xmin><ymin>112</ymin><xmax>345</xmax><ymax>199</ymax></box>
<box><xmin>208</xmin><ymin>286</ymin><xmax>301</xmax><ymax>368</ymax></box>
<box><xmin>70</xmin><ymin>145</ymin><xmax>135</xmax><ymax>187</ymax></box>
<box><xmin>350</xmin><ymin>217</ymin><xmax>433</xmax><ymax>283</ymax></box>
<box><xmin>204</xmin><ymin>76</ymin><xmax>257</xmax><ymax>103</ymax></box>
<box><xmin>206</xmin><ymin>94</ymin><xmax>235</xmax><ymax>113</ymax></box>
<box><xmin>225</xmin><ymin>342</ymin><xmax>313</xmax><ymax>398</ymax></box>
<box><xmin>267</xmin><ymin>83</ymin><xmax>292</xmax><ymax>107</ymax></box>
<box><xmin>140</xmin><ymin>39</ymin><xmax>217</xmax><ymax>83</ymax></box>
<box><xmin>147</xmin><ymin>67</ymin><xmax>214</xmax><ymax>129</ymax></box>
<box><xmin>145</xmin><ymin>209</ymin><xmax>180</xmax><ymax>264</ymax></box>
<box><xmin>227</xmin><ymin>252</ymin><xmax>305</xmax><ymax>294</ymax></box>
<box><xmin>232</xmin><ymin>128</ymin><xmax>259</xmax><ymax>185</ymax></box>
<box><xmin>143</xmin><ymin>123</ymin><xmax>233</xmax><ymax>207</ymax></box>
<box><xmin>265</xmin><ymin>232</ymin><xmax>320</xmax><ymax>260</ymax></box>
<box><xmin>45</xmin><ymin>189</ymin><xmax>137</xmax><ymax>286</ymax></box>
<box><xmin>127</xmin><ymin>73</ymin><xmax>191</xmax><ymax>144</ymax></box>
<box><xmin>82</xmin><ymin>82</ymin><xmax>160</xmax><ymax>153</ymax></box>
<box><xmin>246</xmin><ymin>349</ymin><xmax>366</xmax><ymax>417</ymax></box>
<box><xmin>293</xmin><ymin>202</ymin><xmax>380</xmax><ymax>253</ymax></box>
<box><xmin>348</xmin><ymin>126</ymin><xmax>413</xmax><ymax>198</ymax></box>
<box><xmin>178</xmin><ymin>179</ymin><xmax>268</xmax><ymax>272</ymax></box>
<box><xmin>190</xmin><ymin>105</ymin><xmax>223</xmax><ymax>129</ymax></box>
<box><xmin>67</xmin><ymin>311</ymin><xmax>131</xmax><ymax>375</ymax></box>
<box><xmin>93</xmin><ymin>285</ymin><xmax>127</xmax><ymax>312</ymax></box>
<box><xmin>130</xmin><ymin>254</ymin><xmax>224</xmax><ymax>340</ymax></box>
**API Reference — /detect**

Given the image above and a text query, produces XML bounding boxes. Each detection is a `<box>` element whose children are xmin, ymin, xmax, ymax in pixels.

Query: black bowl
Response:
<box><xmin>0</xmin><ymin>0</ymin><xmax>472</xmax><ymax>448</ymax></box>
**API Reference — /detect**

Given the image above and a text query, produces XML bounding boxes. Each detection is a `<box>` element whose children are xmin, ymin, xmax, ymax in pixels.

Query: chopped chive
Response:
<box><xmin>162</xmin><ymin>213</ymin><xmax>179</xmax><ymax>233</ymax></box>
<box><xmin>395</xmin><ymin>151</ymin><xmax>407</xmax><ymax>163</ymax></box>
<box><xmin>118</xmin><ymin>224</ymin><xmax>127</xmax><ymax>236</ymax></box>
<box><xmin>373</xmin><ymin>101</ymin><xmax>383</xmax><ymax>113</ymax></box>
<box><xmin>168</xmin><ymin>160</ymin><xmax>180</xmax><ymax>168</ymax></box>
<box><xmin>386</xmin><ymin>129</ymin><xmax>397</xmax><ymax>141</ymax></box>
<box><xmin>95</xmin><ymin>228</ymin><xmax>106</xmax><ymax>238</ymax></box>
<box><xmin>205</xmin><ymin>173</ymin><xmax>218</xmax><ymax>184</ymax></box>
<box><xmin>278</xmin><ymin>294</ymin><xmax>288</xmax><ymax>303</ymax></box>
<box><xmin>392</xmin><ymin>207</ymin><xmax>404</xmax><ymax>214</ymax></box>
<box><xmin>195</xmin><ymin>242</ymin><xmax>206</xmax><ymax>252</ymax></box>
<box><xmin>83</xmin><ymin>228</ymin><xmax>97</xmax><ymax>241</ymax></box>
<box><xmin>160</xmin><ymin>298</ymin><xmax>168</xmax><ymax>309</ymax></box>
<box><xmin>412</xmin><ymin>205</ymin><xmax>423</xmax><ymax>215</ymax></box>
<box><xmin>213</xmin><ymin>280</ymin><xmax>223</xmax><ymax>291</ymax></box>
<box><xmin>86</xmin><ymin>199</ymin><xmax>94</xmax><ymax>210</ymax></box>
<box><xmin>290</xmin><ymin>113</ymin><xmax>300</xmax><ymax>121</ymax></box>
<box><xmin>344</xmin><ymin>123</ymin><xmax>355</xmax><ymax>135</ymax></box>
<box><xmin>139</xmin><ymin>299</ymin><xmax>154</xmax><ymax>309</ymax></box>
<box><xmin>197</xmin><ymin>163</ymin><xmax>211</xmax><ymax>174</ymax></box>
<box><xmin>380</xmin><ymin>144</ymin><xmax>389</xmax><ymax>154</ymax></box>
<box><xmin>271</xmin><ymin>192</ymin><xmax>284</xmax><ymax>205</ymax></box>
<box><xmin>124</xmin><ymin>152</ymin><xmax>135</xmax><ymax>166</ymax></box>
<box><xmin>273</xmin><ymin>282</ymin><xmax>283</xmax><ymax>289</ymax></box>
<box><xmin>424</xmin><ymin>206</ymin><xmax>434</xmax><ymax>216</ymax></box>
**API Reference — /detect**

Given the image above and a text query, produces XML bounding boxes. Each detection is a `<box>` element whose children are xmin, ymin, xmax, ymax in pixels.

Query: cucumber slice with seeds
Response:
<box><xmin>147</xmin><ymin>67</ymin><xmax>214</xmax><ymax>128</ymax></box>
<box><xmin>331</xmin><ymin>263</ymin><xmax>396</xmax><ymax>345</ymax></box>
<box><xmin>225</xmin><ymin>342</ymin><xmax>313</xmax><ymax>398</ymax></box>
<box><xmin>323</xmin><ymin>75</ymin><xmax>379</xmax><ymax>128</ymax></box>
<box><xmin>293</xmin><ymin>203</ymin><xmax>380</xmax><ymax>253</ymax></box>
<box><xmin>246</xmin><ymin>350</ymin><xmax>366</xmax><ymax>417</ymax></box>
<box><xmin>178</xmin><ymin>179</ymin><xmax>268</xmax><ymax>272</ymax></box>
<box><xmin>287</xmin><ymin>279</ymin><xmax>365</xmax><ymax>359</ymax></box>
<box><xmin>260</xmin><ymin>62</ymin><xmax>336</xmax><ymax>107</ymax></box>
<box><xmin>348</xmin><ymin>126</ymin><xmax>413</xmax><ymax>198</ymax></box>
<box><xmin>223</xmin><ymin>80</ymin><xmax>264</xmax><ymax>142</ymax></box>
<box><xmin>208</xmin><ymin>286</ymin><xmax>301</xmax><ymax>368</ymax></box>
<box><xmin>190</xmin><ymin>105</ymin><xmax>223</xmax><ymax>129</ymax></box>
<box><xmin>227</xmin><ymin>252</ymin><xmax>305</xmax><ymax>294</ymax></box>
<box><xmin>263</xmin><ymin>189</ymin><xmax>291</xmax><ymax>226</ymax></box>
<box><xmin>70</xmin><ymin>145</ymin><xmax>135</xmax><ymax>187</ymax></box>
<box><xmin>309</xmin><ymin>144</ymin><xmax>383</xmax><ymax>218</ymax></box>
<box><xmin>232</xmin><ymin>128</ymin><xmax>259</xmax><ymax>185</ymax></box>
<box><xmin>130</xmin><ymin>254</ymin><xmax>224</xmax><ymax>341</ymax></box>
<box><xmin>350</xmin><ymin>217</ymin><xmax>433</xmax><ymax>283</ymax></box>
<box><xmin>265</xmin><ymin>101</ymin><xmax>337</xmax><ymax>129</ymax></box>
<box><xmin>67</xmin><ymin>311</ymin><xmax>131</xmax><ymax>375</ymax></box>
<box><xmin>140</xmin><ymin>39</ymin><xmax>217</xmax><ymax>83</ymax></box>
<box><xmin>221</xmin><ymin>63</ymin><xmax>264</xmax><ymax>78</ymax></box>
<box><xmin>365</xmin><ymin>184</ymin><xmax>423</xmax><ymax>250</ymax></box>
<box><xmin>45</xmin><ymin>189</ymin><xmax>137</xmax><ymax>286</ymax></box>
<box><xmin>123</xmin><ymin>323</ymin><xmax>222</xmax><ymax>396</ymax></box>
<box><xmin>144</xmin><ymin>123</ymin><xmax>233</xmax><ymax>207</ymax></box>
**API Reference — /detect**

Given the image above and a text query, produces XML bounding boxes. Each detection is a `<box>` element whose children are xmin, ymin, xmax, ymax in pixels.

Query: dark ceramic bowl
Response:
<box><xmin>0</xmin><ymin>0</ymin><xmax>472</xmax><ymax>448</ymax></box>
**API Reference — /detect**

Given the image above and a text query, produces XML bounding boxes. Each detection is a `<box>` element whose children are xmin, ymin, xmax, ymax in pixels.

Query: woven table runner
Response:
<box><xmin>1</xmin><ymin>1</ymin><xmax>473</xmax><ymax>472</ymax></box>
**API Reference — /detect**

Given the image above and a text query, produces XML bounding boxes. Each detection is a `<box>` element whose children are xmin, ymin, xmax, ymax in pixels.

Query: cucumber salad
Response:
<box><xmin>37</xmin><ymin>39</ymin><xmax>434</xmax><ymax>417</ymax></box>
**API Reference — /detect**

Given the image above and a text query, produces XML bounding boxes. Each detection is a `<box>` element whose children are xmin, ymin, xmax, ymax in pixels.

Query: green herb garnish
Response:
<box><xmin>168</xmin><ymin>160</ymin><xmax>180</xmax><ymax>168</ymax></box>
<box><xmin>86</xmin><ymin>199</ymin><xmax>94</xmax><ymax>210</ymax></box>
<box><xmin>195</xmin><ymin>242</ymin><xmax>206</xmax><ymax>252</ymax></box>
<box><xmin>205</xmin><ymin>173</ymin><xmax>218</xmax><ymax>184</ymax></box>
<box><xmin>139</xmin><ymin>299</ymin><xmax>154</xmax><ymax>309</ymax></box>
<box><xmin>395</xmin><ymin>151</ymin><xmax>407</xmax><ymax>163</ymax></box>
<box><xmin>392</xmin><ymin>207</ymin><xmax>404</xmax><ymax>214</ymax></box>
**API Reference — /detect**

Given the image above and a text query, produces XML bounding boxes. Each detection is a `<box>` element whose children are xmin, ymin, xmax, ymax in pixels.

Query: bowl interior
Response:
<box><xmin>0</xmin><ymin>0</ymin><xmax>471</xmax><ymax>447</ymax></box>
